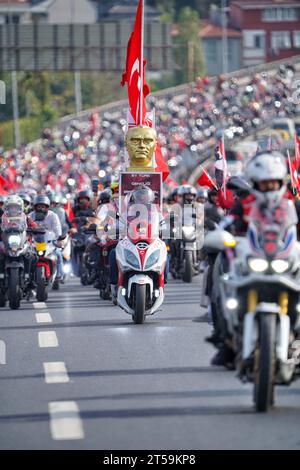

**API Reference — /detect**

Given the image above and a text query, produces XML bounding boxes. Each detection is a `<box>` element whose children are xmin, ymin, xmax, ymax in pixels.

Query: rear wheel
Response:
<box><xmin>80</xmin><ymin>270</ymin><xmax>89</xmax><ymax>286</ymax></box>
<box><xmin>8</xmin><ymin>268</ymin><xmax>21</xmax><ymax>310</ymax></box>
<box><xmin>36</xmin><ymin>266</ymin><xmax>48</xmax><ymax>302</ymax></box>
<box><xmin>254</xmin><ymin>314</ymin><xmax>276</xmax><ymax>412</ymax></box>
<box><xmin>133</xmin><ymin>284</ymin><xmax>146</xmax><ymax>324</ymax></box>
<box><xmin>183</xmin><ymin>251</ymin><xmax>193</xmax><ymax>283</ymax></box>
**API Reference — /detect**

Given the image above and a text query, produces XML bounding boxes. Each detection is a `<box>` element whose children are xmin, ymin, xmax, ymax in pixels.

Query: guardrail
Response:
<box><xmin>58</xmin><ymin>53</ymin><xmax>300</xmax><ymax>128</ymax></box>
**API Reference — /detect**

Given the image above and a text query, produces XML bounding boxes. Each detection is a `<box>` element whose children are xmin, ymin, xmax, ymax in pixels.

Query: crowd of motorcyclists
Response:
<box><xmin>0</xmin><ymin>60</ymin><xmax>300</xmax><ymax>411</ymax></box>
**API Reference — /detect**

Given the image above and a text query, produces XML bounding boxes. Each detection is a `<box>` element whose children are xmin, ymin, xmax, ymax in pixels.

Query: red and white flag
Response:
<box><xmin>121</xmin><ymin>0</ymin><xmax>149</xmax><ymax>125</ymax></box>
<box><xmin>287</xmin><ymin>150</ymin><xmax>300</xmax><ymax>196</ymax></box>
<box><xmin>295</xmin><ymin>133</ymin><xmax>300</xmax><ymax>170</ymax></box>
<box><xmin>214</xmin><ymin>135</ymin><xmax>228</xmax><ymax>197</ymax></box>
<box><xmin>197</xmin><ymin>167</ymin><xmax>218</xmax><ymax>190</ymax></box>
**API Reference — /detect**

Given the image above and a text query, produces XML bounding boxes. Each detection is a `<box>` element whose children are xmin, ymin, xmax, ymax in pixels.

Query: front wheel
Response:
<box><xmin>183</xmin><ymin>251</ymin><xmax>193</xmax><ymax>283</ymax></box>
<box><xmin>36</xmin><ymin>266</ymin><xmax>48</xmax><ymax>302</ymax></box>
<box><xmin>133</xmin><ymin>284</ymin><xmax>146</xmax><ymax>324</ymax></box>
<box><xmin>8</xmin><ymin>268</ymin><xmax>21</xmax><ymax>310</ymax></box>
<box><xmin>254</xmin><ymin>314</ymin><xmax>276</xmax><ymax>412</ymax></box>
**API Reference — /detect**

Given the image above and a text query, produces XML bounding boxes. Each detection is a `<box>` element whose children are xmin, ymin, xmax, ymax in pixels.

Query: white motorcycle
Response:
<box><xmin>116</xmin><ymin>216</ymin><xmax>167</xmax><ymax>325</ymax></box>
<box><xmin>204</xmin><ymin>178</ymin><xmax>300</xmax><ymax>412</ymax></box>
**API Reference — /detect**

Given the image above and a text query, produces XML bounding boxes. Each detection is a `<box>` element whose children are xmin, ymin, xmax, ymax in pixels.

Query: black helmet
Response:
<box><xmin>34</xmin><ymin>195</ymin><xmax>50</xmax><ymax>207</ymax></box>
<box><xmin>76</xmin><ymin>190</ymin><xmax>91</xmax><ymax>202</ymax></box>
<box><xmin>129</xmin><ymin>186</ymin><xmax>155</xmax><ymax>205</ymax></box>
<box><xmin>170</xmin><ymin>187</ymin><xmax>181</xmax><ymax>202</ymax></box>
<box><xmin>207</xmin><ymin>188</ymin><xmax>219</xmax><ymax>204</ymax></box>
<box><xmin>100</xmin><ymin>188</ymin><xmax>112</xmax><ymax>204</ymax></box>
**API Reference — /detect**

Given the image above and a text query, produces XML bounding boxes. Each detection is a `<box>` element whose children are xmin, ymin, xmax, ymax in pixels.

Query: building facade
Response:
<box><xmin>200</xmin><ymin>22</ymin><xmax>242</xmax><ymax>75</ymax></box>
<box><xmin>230</xmin><ymin>0</ymin><xmax>300</xmax><ymax>66</ymax></box>
<box><xmin>0</xmin><ymin>0</ymin><xmax>30</xmax><ymax>24</ymax></box>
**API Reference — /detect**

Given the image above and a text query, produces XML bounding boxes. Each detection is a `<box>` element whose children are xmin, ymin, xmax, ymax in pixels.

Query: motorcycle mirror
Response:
<box><xmin>227</xmin><ymin>176</ymin><xmax>252</xmax><ymax>193</ymax></box>
<box><xmin>204</xmin><ymin>229</ymin><xmax>236</xmax><ymax>252</ymax></box>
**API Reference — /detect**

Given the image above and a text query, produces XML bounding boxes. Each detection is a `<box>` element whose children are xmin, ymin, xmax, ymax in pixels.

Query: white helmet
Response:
<box><xmin>4</xmin><ymin>195</ymin><xmax>24</xmax><ymax>211</ymax></box>
<box><xmin>245</xmin><ymin>151</ymin><xmax>287</xmax><ymax>186</ymax></box>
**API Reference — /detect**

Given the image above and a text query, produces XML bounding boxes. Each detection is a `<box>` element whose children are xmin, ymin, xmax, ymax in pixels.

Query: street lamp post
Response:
<box><xmin>221</xmin><ymin>0</ymin><xmax>228</xmax><ymax>75</ymax></box>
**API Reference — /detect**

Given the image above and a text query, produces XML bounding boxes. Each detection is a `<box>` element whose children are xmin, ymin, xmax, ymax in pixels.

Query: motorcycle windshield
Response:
<box><xmin>247</xmin><ymin>198</ymin><xmax>297</xmax><ymax>257</ymax></box>
<box><xmin>1</xmin><ymin>213</ymin><xmax>27</xmax><ymax>232</ymax></box>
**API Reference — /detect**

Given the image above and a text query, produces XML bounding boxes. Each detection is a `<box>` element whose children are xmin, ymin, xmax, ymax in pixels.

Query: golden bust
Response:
<box><xmin>125</xmin><ymin>126</ymin><xmax>157</xmax><ymax>171</ymax></box>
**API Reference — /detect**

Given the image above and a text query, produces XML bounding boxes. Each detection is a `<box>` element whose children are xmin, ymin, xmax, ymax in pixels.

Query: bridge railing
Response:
<box><xmin>57</xmin><ymin>54</ymin><xmax>300</xmax><ymax>128</ymax></box>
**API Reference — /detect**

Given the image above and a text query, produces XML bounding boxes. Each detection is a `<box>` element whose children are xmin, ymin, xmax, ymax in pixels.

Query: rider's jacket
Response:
<box><xmin>29</xmin><ymin>210</ymin><xmax>62</xmax><ymax>240</ymax></box>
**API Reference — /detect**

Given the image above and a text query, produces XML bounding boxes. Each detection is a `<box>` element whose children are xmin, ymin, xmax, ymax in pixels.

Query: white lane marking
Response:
<box><xmin>35</xmin><ymin>313</ymin><xmax>53</xmax><ymax>324</ymax></box>
<box><xmin>43</xmin><ymin>362</ymin><xmax>69</xmax><ymax>384</ymax></box>
<box><xmin>49</xmin><ymin>401</ymin><xmax>84</xmax><ymax>440</ymax></box>
<box><xmin>33</xmin><ymin>302</ymin><xmax>47</xmax><ymax>309</ymax></box>
<box><xmin>38</xmin><ymin>331</ymin><xmax>58</xmax><ymax>348</ymax></box>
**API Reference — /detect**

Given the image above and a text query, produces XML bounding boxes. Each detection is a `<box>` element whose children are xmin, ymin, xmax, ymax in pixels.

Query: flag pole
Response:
<box><xmin>140</xmin><ymin>0</ymin><xmax>144</xmax><ymax>126</ymax></box>
<box><xmin>287</xmin><ymin>149</ymin><xmax>297</xmax><ymax>195</ymax></box>
<box><xmin>222</xmin><ymin>131</ymin><xmax>227</xmax><ymax>199</ymax></box>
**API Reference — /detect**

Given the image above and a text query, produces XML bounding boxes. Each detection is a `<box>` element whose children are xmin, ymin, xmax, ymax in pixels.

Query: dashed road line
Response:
<box><xmin>38</xmin><ymin>331</ymin><xmax>58</xmax><ymax>348</ymax></box>
<box><xmin>35</xmin><ymin>313</ymin><xmax>53</xmax><ymax>324</ymax></box>
<box><xmin>49</xmin><ymin>401</ymin><xmax>84</xmax><ymax>440</ymax></box>
<box><xmin>43</xmin><ymin>362</ymin><xmax>70</xmax><ymax>384</ymax></box>
<box><xmin>33</xmin><ymin>302</ymin><xmax>47</xmax><ymax>309</ymax></box>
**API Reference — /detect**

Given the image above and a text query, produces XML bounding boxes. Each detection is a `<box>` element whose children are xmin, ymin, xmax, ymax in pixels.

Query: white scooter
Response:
<box><xmin>116</xmin><ymin>217</ymin><xmax>167</xmax><ymax>324</ymax></box>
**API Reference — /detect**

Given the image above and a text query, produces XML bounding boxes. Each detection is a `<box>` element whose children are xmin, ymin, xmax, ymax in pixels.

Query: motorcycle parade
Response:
<box><xmin>3</xmin><ymin>0</ymin><xmax>300</xmax><ymax>455</ymax></box>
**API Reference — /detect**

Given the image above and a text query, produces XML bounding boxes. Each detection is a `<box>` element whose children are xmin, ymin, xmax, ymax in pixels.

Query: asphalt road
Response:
<box><xmin>0</xmin><ymin>276</ymin><xmax>300</xmax><ymax>450</ymax></box>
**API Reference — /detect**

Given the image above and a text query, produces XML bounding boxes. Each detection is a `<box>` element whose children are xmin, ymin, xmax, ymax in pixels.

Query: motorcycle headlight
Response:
<box><xmin>271</xmin><ymin>259</ymin><xmax>290</xmax><ymax>274</ymax></box>
<box><xmin>144</xmin><ymin>250</ymin><xmax>160</xmax><ymax>270</ymax></box>
<box><xmin>182</xmin><ymin>226</ymin><xmax>196</xmax><ymax>241</ymax></box>
<box><xmin>8</xmin><ymin>234</ymin><xmax>21</xmax><ymax>251</ymax></box>
<box><xmin>248</xmin><ymin>257</ymin><xmax>269</xmax><ymax>273</ymax></box>
<box><xmin>124</xmin><ymin>249</ymin><xmax>140</xmax><ymax>269</ymax></box>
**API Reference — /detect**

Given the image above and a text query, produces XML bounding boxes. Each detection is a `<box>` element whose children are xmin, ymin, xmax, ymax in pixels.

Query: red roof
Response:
<box><xmin>200</xmin><ymin>22</ymin><xmax>242</xmax><ymax>39</ymax></box>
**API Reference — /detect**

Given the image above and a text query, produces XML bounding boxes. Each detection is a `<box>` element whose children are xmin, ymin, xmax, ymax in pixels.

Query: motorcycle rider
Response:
<box><xmin>19</xmin><ymin>192</ymin><xmax>32</xmax><ymax>215</ymax></box>
<box><xmin>109</xmin><ymin>186</ymin><xmax>167</xmax><ymax>302</ymax></box>
<box><xmin>196</xmin><ymin>188</ymin><xmax>208</xmax><ymax>204</ymax></box>
<box><xmin>29</xmin><ymin>195</ymin><xmax>63</xmax><ymax>281</ymax></box>
<box><xmin>210</xmin><ymin>151</ymin><xmax>292</xmax><ymax>367</ymax></box>
<box><xmin>70</xmin><ymin>190</ymin><xmax>95</xmax><ymax>276</ymax></box>
<box><xmin>228</xmin><ymin>152</ymin><xmax>292</xmax><ymax>235</ymax></box>
<box><xmin>49</xmin><ymin>193</ymin><xmax>71</xmax><ymax>236</ymax></box>
<box><xmin>0</xmin><ymin>195</ymin><xmax>37</xmax><ymax>282</ymax></box>
<box><xmin>73</xmin><ymin>190</ymin><xmax>94</xmax><ymax>219</ymax></box>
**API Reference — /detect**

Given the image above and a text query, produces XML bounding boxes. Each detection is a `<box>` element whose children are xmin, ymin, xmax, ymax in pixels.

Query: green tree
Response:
<box><xmin>174</xmin><ymin>7</ymin><xmax>206</xmax><ymax>84</ymax></box>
